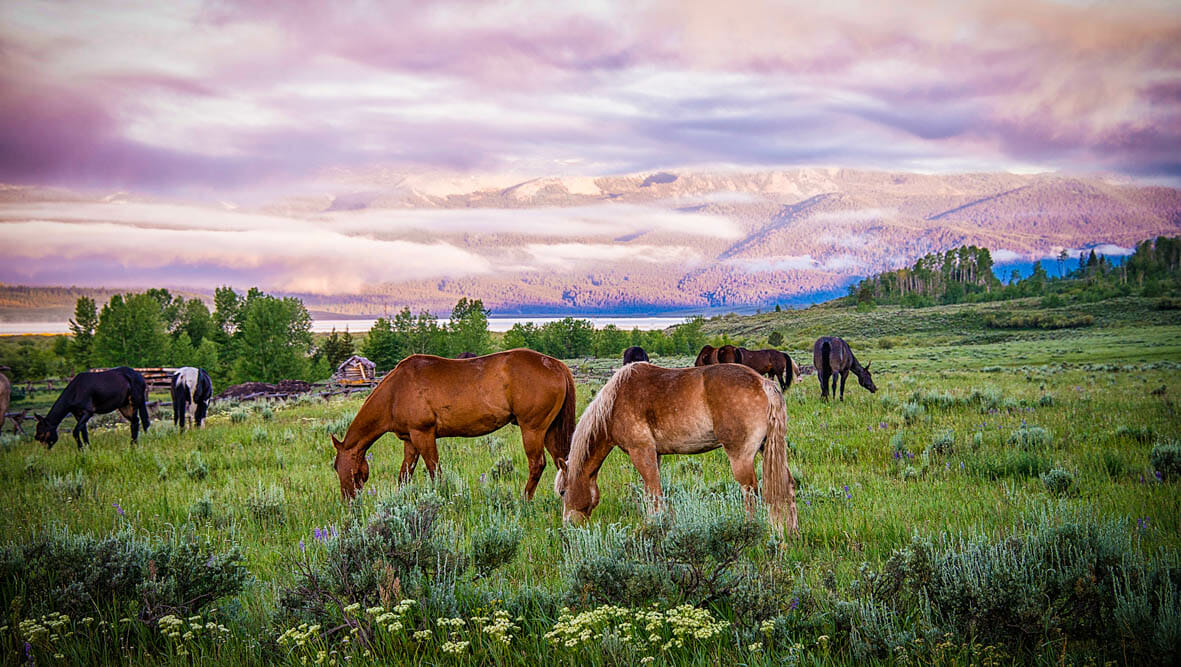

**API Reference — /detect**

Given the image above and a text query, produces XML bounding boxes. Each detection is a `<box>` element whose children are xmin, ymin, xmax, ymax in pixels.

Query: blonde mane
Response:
<box><xmin>565</xmin><ymin>362</ymin><xmax>646</xmax><ymax>479</ymax></box>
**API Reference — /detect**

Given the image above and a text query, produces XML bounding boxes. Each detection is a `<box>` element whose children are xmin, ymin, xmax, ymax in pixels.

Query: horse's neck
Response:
<box><xmin>45</xmin><ymin>390</ymin><xmax>73</xmax><ymax>426</ymax></box>
<box><xmin>343</xmin><ymin>384</ymin><xmax>394</xmax><ymax>456</ymax></box>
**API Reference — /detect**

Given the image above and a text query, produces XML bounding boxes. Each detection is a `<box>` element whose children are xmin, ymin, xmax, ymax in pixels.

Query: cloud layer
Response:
<box><xmin>1</xmin><ymin>0</ymin><xmax>1179</xmax><ymax>195</ymax></box>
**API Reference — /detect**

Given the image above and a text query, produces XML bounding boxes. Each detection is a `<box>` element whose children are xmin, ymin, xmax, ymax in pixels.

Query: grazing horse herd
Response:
<box><xmin>25</xmin><ymin>335</ymin><xmax>876</xmax><ymax>535</ymax></box>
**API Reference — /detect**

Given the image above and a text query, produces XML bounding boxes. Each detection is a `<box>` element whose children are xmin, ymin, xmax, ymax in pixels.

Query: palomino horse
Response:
<box><xmin>331</xmin><ymin>348</ymin><xmax>577</xmax><ymax>500</ymax></box>
<box><xmin>622</xmin><ymin>346</ymin><xmax>649</xmax><ymax>364</ymax></box>
<box><xmin>171</xmin><ymin>367</ymin><xmax>212</xmax><ymax>430</ymax></box>
<box><xmin>35</xmin><ymin>367</ymin><xmax>151</xmax><ymax>448</ymax></box>
<box><xmin>813</xmin><ymin>336</ymin><xmax>876</xmax><ymax>401</ymax></box>
<box><xmin>559</xmin><ymin>362</ymin><xmax>797</xmax><ymax>534</ymax></box>
<box><xmin>736</xmin><ymin>348</ymin><xmax>800</xmax><ymax>391</ymax></box>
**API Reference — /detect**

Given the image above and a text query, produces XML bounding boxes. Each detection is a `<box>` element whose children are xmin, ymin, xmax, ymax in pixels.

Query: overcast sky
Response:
<box><xmin>0</xmin><ymin>1</ymin><xmax>1177</xmax><ymax>296</ymax></box>
<box><xmin>2</xmin><ymin>0</ymin><xmax>1179</xmax><ymax>195</ymax></box>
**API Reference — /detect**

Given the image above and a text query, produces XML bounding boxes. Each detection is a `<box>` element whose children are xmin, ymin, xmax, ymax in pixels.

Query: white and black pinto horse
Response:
<box><xmin>171</xmin><ymin>367</ymin><xmax>212</xmax><ymax>430</ymax></box>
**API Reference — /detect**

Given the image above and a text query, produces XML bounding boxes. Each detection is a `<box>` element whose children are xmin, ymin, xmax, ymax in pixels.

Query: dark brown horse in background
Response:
<box><xmin>813</xmin><ymin>336</ymin><xmax>876</xmax><ymax>401</ymax></box>
<box><xmin>35</xmin><ymin>367</ymin><xmax>151</xmax><ymax>448</ymax></box>
<box><xmin>559</xmin><ymin>362</ymin><xmax>797</xmax><ymax>534</ymax></box>
<box><xmin>694</xmin><ymin>344</ymin><xmax>742</xmax><ymax>366</ymax></box>
<box><xmin>331</xmin><ymin>348</ymin><xmax>577</xmax><ymax>500</ymax></box>
<box><xmin>736</xmin><ymin>348</ymin><xmax>800</xmax><ymax>391</ymax></box>
<box><xmin>622</xmin><ymin>346</ymin><xmax>649</xmax><ymax>364</ymax></box>
<box><xmin>455</xmin><ymin>352</ymin><xmax>478</xmax><ymax>359</ymax></box>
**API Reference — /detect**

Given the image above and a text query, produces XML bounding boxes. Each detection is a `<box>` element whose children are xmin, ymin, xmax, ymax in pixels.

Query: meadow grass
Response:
<box><xmin>1</xmin><ymin>305</ymin><xmax>1179</xmax><ymax>665</ymax></box>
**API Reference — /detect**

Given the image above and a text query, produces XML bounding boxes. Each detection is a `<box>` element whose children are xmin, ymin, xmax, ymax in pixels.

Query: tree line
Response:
<box><xmin>0</xmin><ymin>290</ymin><xmax>711</xmax><ymax>384</ymax></box>
<box><xmin>849</xmin><ymin>236</ymin><xmax>1181</xmax><ymax>308</ymax></box>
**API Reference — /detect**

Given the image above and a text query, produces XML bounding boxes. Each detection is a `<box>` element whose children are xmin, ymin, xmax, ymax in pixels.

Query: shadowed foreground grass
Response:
<box><xmin>1</xmin><ymin>323</ymin><xmax>1178</xmax><ymax>665</ymax></box>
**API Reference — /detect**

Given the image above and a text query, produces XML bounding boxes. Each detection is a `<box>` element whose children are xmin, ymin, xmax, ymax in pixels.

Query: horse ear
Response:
<box><xmin>865</xmin><ymin>361</ymin><xmax>871</xmax><ymax>370</ymax></box>
<box><xmin>34</xmin><ymin>413</ymin><xmax>45</xmax><ymax>423</ymax></box>
<box><xmin>331</xmin><ymin>435</ymin><xmax>344</xmax><ymax>450</ymax></box>
<box><xmin>556</xmin><ymin>457</ymin><xmax>568</xmax><ymax>473</ymax></box>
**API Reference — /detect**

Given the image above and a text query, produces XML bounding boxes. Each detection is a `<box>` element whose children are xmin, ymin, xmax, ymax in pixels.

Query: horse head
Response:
<box><xmin>558</xmin><ymin>463</ymin><xmax>600</xmax><ymax>524</ymax></box>
<box><xmin>716</xmin><ymin>345</ymin><xmax>742</xmax><ymax>364</ymax></box>
<box><xmin>856</xmin><ymin>361</ymin><xmax>877</xmax><ymax>393</ymax></box>
<box><xmin>33</xmin><ymin>413</ymin><xmax>57</xmax><ymax>449</ymax></box>
<box><xmin>331</xmin><ymin>434</ymin><xmax>368</xmax><ymax>499</ymax></box>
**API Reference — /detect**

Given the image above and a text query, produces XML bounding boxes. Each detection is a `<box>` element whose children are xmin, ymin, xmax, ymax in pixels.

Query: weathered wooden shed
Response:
<box><xmin>333</xmin><ymin>355</ymin><xmax>377</xmax><ymax>385</ymax></box>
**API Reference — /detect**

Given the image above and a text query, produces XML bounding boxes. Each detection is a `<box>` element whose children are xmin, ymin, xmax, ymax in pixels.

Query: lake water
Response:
<box><xmin>0</xmin><ymin>316</ymin><xmax>692</xmax><ymax>336</ymax></box>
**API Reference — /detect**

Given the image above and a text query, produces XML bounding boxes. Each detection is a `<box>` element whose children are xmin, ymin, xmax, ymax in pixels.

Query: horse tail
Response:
<box><xmin>780</xmin><ymin>351</ymin><xmax>793</xmax><ymax>390</ymax></box>
<box><xmin>547</xmin><ymin>364</ymin><xmax>577</xmax><ymax>491</ymax></box>
<box><xmin>564</xmin><ymin>362</ymin><xmax>639</xmax><ymax>489</ymax></box>
<box><xmin>760</xmin><ymin>378</ymin><xmax>797</xmax><ymax>535</ymax></box>
<box><xmin>124</xmin><ymin>368</ymin><xmax>151</xmax><ymax>431</ymax></box>
<box><xmin>820</xmin><ymin>340</ymin><xmax>831</xmax><ymax>378</ymax></box>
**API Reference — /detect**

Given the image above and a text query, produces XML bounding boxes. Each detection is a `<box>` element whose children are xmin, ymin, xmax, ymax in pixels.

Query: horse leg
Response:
<box><xmin>839</xmin><ymin>371</ymin><xmax>848</xmax><ymax>401</ymax></box>
<box><xmin>819</xmin><ymin>371</ymin><xmax>828</xmax><ymax>400</ymax></box>
<box><xmin>398</xmin><ymin>439</ymin><xmax>420</xmax><ymax>484</ymax></box>
<box><xmin>520</xmin><ymin>427</ymin><xmax>547</xmax><ymax>500</ymax></box>
<box><xmin>119</xmin><ymin>403</ymin><xmax>140</xmax><ymax>443</ymax></box>
<box><xmin>727</xmin><ymin>452</ymin><xmax>759</xmax><ymax>519</ymax></box>
<box><xmin>409</xmin><ymin>428</ymin><xmax>440</xmax><ymax>481</ymax></box>
<box><xmin>624</xmin><ymin>445</ymin><xmax>663</xmax><ymax>514</ymax></box>
<box><xmin>73</xmin><ymin>411</ymin><xmax>94</xmax><ymax>448</ymax></box>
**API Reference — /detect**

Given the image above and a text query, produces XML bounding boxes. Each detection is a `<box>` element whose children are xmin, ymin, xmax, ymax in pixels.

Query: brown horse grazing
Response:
<box><xmin>558</xmin><ymin>362</ymin><xmax>798</xmax><ymax>535</ymax></box>
<box><xmin>693</xmin><ymin>345</ymin><xmax>716</xmax><ymax>366</ymax></box>
<box><xmin>331</xmin><ymin>348</ymin><xmax>577</xmax><ymax>500</ymax></box>
<box><xmin>813</xmin><ymin>336</ymin><xmax>876</xmax><ymax>401</ymax></box>
<box><xmin>622</xmin><ymin>346</ymin><xmax>649</xmax><ymax>364</ymax></box>
<box><xmin>695</xmin><ymin>344</ymin><xmax>742</xmax><ymax>365</ymax></box>
<box><xmin>737</xmin><ymin>348</ymin><xmax>800</xmax><ymax>391</ymax></box>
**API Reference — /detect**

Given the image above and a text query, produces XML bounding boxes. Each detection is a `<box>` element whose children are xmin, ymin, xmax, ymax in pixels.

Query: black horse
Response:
<box><xmin>813</xmin><ymin>336</ymin><xmax>876</xmax><ymax>401</ymax></box>
<box><xmin>35</xmin><ymin>367</ymin><xmax>151</xmax><ymax>448</ymax></box>
<box><xmin>171</xmin><ymin>367</ymin><xmax>212</xmax><ymax>430</ymax></box>
<box><xmin>622</xmin><ymin>346</ymin><xmax>649</xmax><ymax>364</ymax></box>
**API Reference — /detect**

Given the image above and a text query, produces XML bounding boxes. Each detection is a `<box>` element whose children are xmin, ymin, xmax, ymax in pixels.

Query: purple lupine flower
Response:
<box><xmin>1140</xmin><ymin>474</ymin><xmax>1146</xmax><ymax>484</ymax></box>
<box><xmin>843</xmin><ymin>484</ymin><xmax>851</xmax><ymax>499</ymax></box>
<box><xmin>25</xmin><ymin>641</ymin><xmax>33</xmax><ymax>664</ymax></box>
<box><xmin>299</xmin><ymin>539</ymin><xmax>306</xmax><ymax>552</ymax></box>
<box><xmin>113</xmin><ymin>502</ymin><xmax>124</xmax><ymax>516</ymax></box>
<box><xmin>960</xmin><ymin>462</ymin><xmax>965</xmax><ymax>470</ymax></box>
<box><xmin>1155</xmin><ymin>471</ymin><xmax>1163</xmax><ymax>482</ymax></box>
<box><xmin>805</xmin><ymin>498</ymin><xmax>811</xmax><ymax>506</ymax></box>
<box><xmin>330</xmin><ymin>525</ymin><xmax>338</xmax><ymax>538</ymax></box>
<box><xmin>879</xmin><ymin>422</ymin><xmax>888</xmax><ymax>430</ymax></box>
<box><xmin>789</xmin><ymin>597</ymin><xmax>800</xmax><ymax>611</ymax></box>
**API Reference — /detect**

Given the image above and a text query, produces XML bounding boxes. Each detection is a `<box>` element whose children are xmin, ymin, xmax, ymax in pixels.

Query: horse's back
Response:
<box><xmin>608</xmin><ymin>362</ymin><xmax>770</xmax><ymax>450</ymax></box>
<box><xmin>388</xmin><ymin>349</ymin><xmax>569</xmax><ymax>433</ymax></box>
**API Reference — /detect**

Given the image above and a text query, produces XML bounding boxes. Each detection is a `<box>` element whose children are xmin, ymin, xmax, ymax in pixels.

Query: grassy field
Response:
<box><xmin>1</xmin><ymin>297</ymin><xmax>1179</xmax><ymax>665</ymax></box>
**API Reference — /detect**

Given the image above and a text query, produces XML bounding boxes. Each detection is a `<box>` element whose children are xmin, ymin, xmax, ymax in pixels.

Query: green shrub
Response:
<box><xmin>470</xmin><ymin>516</ymin><xmax>522</xmax><ymax>573</ymax></box>
<box><xmin>1150</xmin><ymin>440</ymin><xmax>1181</xmax><ymax>481</ymax></box>
<box><xmin>562</xmin><ymin>488</ymin><xmax>778</xmax><ymax>614</ymax></box>
<box><xmin>0</xmin><ymin>524</ymin><xmax>247</xmax><ymax>623</ymax></box>
<box><xmin>278</xmin><ymin>488</ymin><xmax>464</xmax><ymax>623</ymax></box>
<box><xmin>968</xmin><ymin>452</ymin><xmax>1052</xmax><ymax>479</ymax></box>
<box><xmin>930</xmin><ymin>430</ymin><xmax>955</xmax><ymax>455</ymax></box>
<box><xmin>1116</xmin><ymin>424</ymin><xmax>1155</xmax><ymax>443</ymax></box>
<box><xmin>489</xmin><ymin>456</ymin><xmax>515</xmax><ymax>481</ymax></box>
<box><xmin>189</xmin><ymin>493</ymin><xmax>215</xmax><ymax>520</ymax></box>
<box><xmin>856</xmin><ymin>510</ymin><xmax>1180</xmax><ymax>661</ymax></box>
<box><xmin>1040</xmin><ymin>468</ymin><xmax>1075</xmax><ymax>496</ymax></box>
<box><xmin>984</xmin><ymin>312</ymin><xmax>1094</xmax><ymax>329</ymax></box>
<box><xmin>245</xmin><ymin>482</ymin><xmax>287</xmax><ymax>524</ymax></box>
<box><xmin>901</xmin><ymin>401</ymin><xmax>926</xmax><ymax>424</ymax></box>
<box><xmin>185</xmin><ymin>451</ymin><xmax>209</xmax><ymax>480</ymax></box>
<box><xmin>229</xmin><ymin>408</ymin><xmax>249</xmax><ymax>424</ymax></box>
<box><xmin>1008</xmin><ymin>426</ymin><xmax>1052</xmax><ymax>450</ymax></box>
<box><xmin>45</xmin><ymin>469</ymin><xmax>85</xmax><ymax>500</ymax></box>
